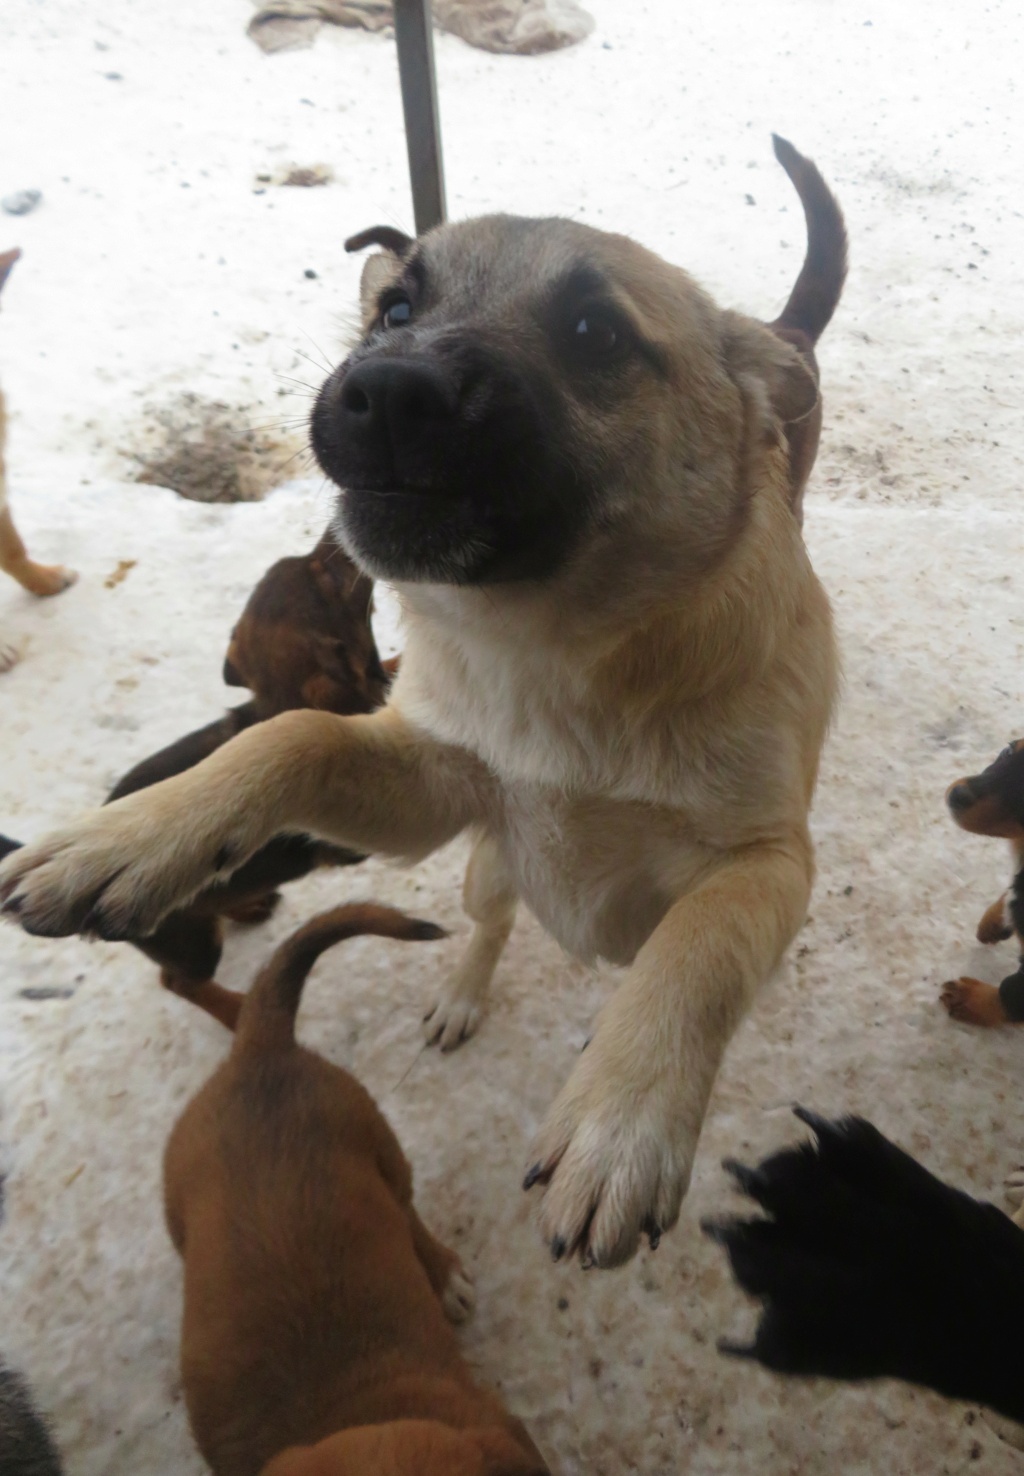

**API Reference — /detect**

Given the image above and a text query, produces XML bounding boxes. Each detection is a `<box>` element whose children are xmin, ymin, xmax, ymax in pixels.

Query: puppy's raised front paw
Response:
<box><xmin>940</xmin><ymin>977</ymin><xmax>1008</xmax><ymax>1027</ymax></box>
<box><xmin>0</xmin><ymin>787</ymin><xmax>248</xmax><ymax>940</ymax></box>
<box><xmin>976</xmin><ymin>894</ymin><xmax>1013</xmax><ymax>944</ymax></box>
<box><xmin>442</xmin><ymin>1262</ymin><xmax>476</xmax><ymax>1324</ymax></box>
<box><xmin>524</xmin><ymin>1048</ymin><xmax>691</xmax><ymax>1269</ymax></box>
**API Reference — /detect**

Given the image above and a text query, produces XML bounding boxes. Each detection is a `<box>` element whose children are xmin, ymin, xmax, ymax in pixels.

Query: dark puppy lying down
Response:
<box><xmin>705</xmin><ymin>1108</ymin><xmax>1024</xmax><ymax>1423</ymax></box>
<box><xmin>165</xmin><ymin>903</ymin><xmax>549</xmax><ymax>1476</ymax></box>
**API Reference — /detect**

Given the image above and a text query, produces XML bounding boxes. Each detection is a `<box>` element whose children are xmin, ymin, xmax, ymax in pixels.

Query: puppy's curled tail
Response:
<box><xmin>771</xmin><ymin>133</ymin><xmax>848</xmax><ymax>345</ymax></box>
<box><xmin>235</xmin><ymin>903</ymin><xmax>447</xmax><ymax>1055</ymax></box>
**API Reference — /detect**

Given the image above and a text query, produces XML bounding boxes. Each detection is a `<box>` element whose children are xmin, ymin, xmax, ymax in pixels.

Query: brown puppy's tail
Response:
<box><xmin>235</xmin><ymin>903</ymin><xmax>447</xmax><ymax>1055</ymax></box>
<box><xmin>770</xmin><ymin>134</ymin><xmax>848</xmax><ymax>345</ymax></box>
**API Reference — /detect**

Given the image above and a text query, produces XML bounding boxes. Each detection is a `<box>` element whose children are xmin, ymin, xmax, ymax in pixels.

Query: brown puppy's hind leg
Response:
<box><xmin>222</xmin><ymin>890</ymin><xmax>282</xmax><ymax>926</ymax></box>
<box><xmin>977</xmin><ymin>893</ymin><xmax>1014</xmax><ymax>944</ymax></box>
<box><xmin>406</xmin><ymin>1206</ymin><xmax>477</xmax><ymax>1325</ymax></box>
<box><xmin>940</xmin><ymin>977</ymin><xmax>1013</xmax><ymax>1027</ymax></box>
<box><xmin>161</xmin><ymin>969</ymin><xmax>245</xmax><ymax>1030</ymax></box>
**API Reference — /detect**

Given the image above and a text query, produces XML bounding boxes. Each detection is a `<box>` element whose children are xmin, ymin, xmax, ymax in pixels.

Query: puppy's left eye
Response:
<box><xmin>571</xmin><ymin>310</ymin><xmax>621</xmax><ymax>357</ymax></box>
<box><xmin>382</xmin><ymin>295</ymin><xmax>413</xmax><ymax>329</ymax></box>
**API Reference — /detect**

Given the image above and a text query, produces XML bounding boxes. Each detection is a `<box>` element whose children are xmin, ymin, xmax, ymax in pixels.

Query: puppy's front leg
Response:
<box><xmin>0</xmin><ymin>706</ymin><xmax>486</xmax><ymax>940</ymax></box>
<box><xmin>525</xmin><ymin>837</ymin><xmax>814</xmax><ymax>1269</ymax></box>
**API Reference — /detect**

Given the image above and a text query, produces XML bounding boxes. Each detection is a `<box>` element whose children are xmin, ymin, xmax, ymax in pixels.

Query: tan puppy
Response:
<box><xmin>0</xmin><ymin>248</ymin><xmax>76</xmax><ymax>671</ymax></box>
<box><xmin>164</xmin><ymin>903</ymin><xmax>548</xmax><ymax>1476</ymax></box>
<box><xmin>0</xmin><ymin>137</ymin><xmax>843</xmax><ymax>1267</ymax></box>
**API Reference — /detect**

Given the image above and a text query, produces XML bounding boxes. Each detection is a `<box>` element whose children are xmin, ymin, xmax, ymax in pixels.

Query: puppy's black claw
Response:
<box><xmin>523</xmin><ymin>1163</ymin><xmax>546</xmax><ymax>1191</ymax></box>
<box><xmin>642</xmin><ymin>1215</ymin><xmax>662</xmax><ymax>1250</ymax></box>
<box><xmin>550</xmin><ymin>1236</ymin><xmax>567</xmax><ymax>1262</ymax></box>
<box><xmin>723</xmin><ymin>1158</ymin><xmax>770</xmax><ymax>1199</ymax></box>
<box><xmin>700</xmin><ymin>1216</ymin><xmax>737</xmax><ymax>1247</ymax></box>
<box><xmin>792</xmin><ymin>1104</ymin><xmax>838</xmax><ymax>1139</ymax></box>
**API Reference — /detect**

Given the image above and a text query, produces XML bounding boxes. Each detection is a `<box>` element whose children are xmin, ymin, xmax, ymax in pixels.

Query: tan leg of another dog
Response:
<box><xmin>0</xmin><ymin>503</ymin><xmax>75</xmax><ymax>597</ymax></box>
<box><xmin>0</xmin><ymin>391</ymin><xmax>76</xmax><ymax>598</ymax></box>
<box><xmin>423</xmin><ymin>830</ymin><xmax>517</xmax><ymax>1051</ymax></box>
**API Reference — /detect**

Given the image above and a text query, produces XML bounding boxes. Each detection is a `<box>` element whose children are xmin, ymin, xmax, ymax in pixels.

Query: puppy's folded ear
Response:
<box><xmin>345</xmin><ymin>226</ymin><xmax>414</xmax><ymax>257</ymax></box>
<box><xmin>720</xmin><ymin>311</ymin><xmax>819</xmax><ymax>427</ymax></box>
<box><xmin>345</xmin><ymin>226</ymin><xmax>414</xmax><ymax>320</ymax></box>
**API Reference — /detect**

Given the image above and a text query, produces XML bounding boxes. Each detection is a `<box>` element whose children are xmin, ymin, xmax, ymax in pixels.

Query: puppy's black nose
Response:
<box><xmin>339</xmin><ymin>358</ymin><xmax>457</xmax><ymax>456</ymax></box>
<box><xmin>946</xmin><ymin>782</ymin><xmax>975</xmax><ymax>815</ymax></box>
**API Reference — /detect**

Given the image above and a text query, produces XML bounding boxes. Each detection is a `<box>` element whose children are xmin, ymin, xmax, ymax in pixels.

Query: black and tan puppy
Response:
<box><xmin>942</xmin><ymin>739</ymin><xmax>1024</xmax><ymax>1026</ymax></box>
<box><xmin>165</xmin><ymin>904</ymin><xmax>548</xmax><ymax>1476</ymax></box>
<box><xmin>1</xmin><ymin>136</ymin><xmax>845</xmax><ymax>1268</ymax></box>
<box><xmin>704</xmin><ymin>1108</ymin><xmax>1024</xmax><ymax>1424</ymax></box>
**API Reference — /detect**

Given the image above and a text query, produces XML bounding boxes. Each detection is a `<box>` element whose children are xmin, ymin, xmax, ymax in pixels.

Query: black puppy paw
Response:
<box><xmin>704</xmin><ymin>1107</ymin><xmax>1024</xmax><ymax>1420</ymax></box>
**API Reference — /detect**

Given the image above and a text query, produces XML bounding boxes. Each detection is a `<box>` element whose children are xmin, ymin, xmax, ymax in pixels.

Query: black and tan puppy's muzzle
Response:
<box><xmin>945</xmin><ymin>740</ymin><xmax>1024</xmax><ymax>838</ymax></box>
<box><xmin>311</xmin><ymin>343</ymin><xmax>585</xmax><ymax>587</ymax></box>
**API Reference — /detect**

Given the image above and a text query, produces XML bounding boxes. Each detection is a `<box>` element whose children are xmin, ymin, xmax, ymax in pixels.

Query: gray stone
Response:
<box><xmin>1</xmin><ymin>190</ymin><xmax>42</xmax><ymax>217</ymax></box>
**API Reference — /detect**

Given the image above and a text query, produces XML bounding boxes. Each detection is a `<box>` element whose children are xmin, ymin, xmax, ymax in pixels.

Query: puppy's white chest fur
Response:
<box><xmin>390</xmin><ymin>591</ymin><xmax>783</xmax><ymax>966</ymax></box>
<box><xmin>486</xmin><ymin>782</ymin><xmax>704</xmax><ymax>964</ymax></box>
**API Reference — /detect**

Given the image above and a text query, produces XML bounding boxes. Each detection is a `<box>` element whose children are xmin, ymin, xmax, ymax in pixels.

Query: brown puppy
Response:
<box><xmin>107</xmin><ymin>529</ymin><xmax>390</xmax><ymax>1006</ymax></box>
<box><xmin>0</xmin><ymin>248</ymin><xmax>76</xmax><ymax>671</ymax></box>
<box><xmin>1</xmin><ymin>530</ymin><xmax>387</xmax><ymax>1009</ymax></box>
<box><xmin>942</xmin><ymin>738</ymin><xmax>1024</xmax><ymax>1026</ymax></box>
<box><xmin>221</xmin><ymin>528</ymin><xmax>392</xmax><ymax>717</ymax></box>
<box><xmin>164</xmin><ymin>904</ymin><xmax>549</xmax><ymax>1476</ymax></box>
<box><xmin>1</xmin><ymin>136</ymin><xmax>843</xmax><ymax>1268</ymax></box>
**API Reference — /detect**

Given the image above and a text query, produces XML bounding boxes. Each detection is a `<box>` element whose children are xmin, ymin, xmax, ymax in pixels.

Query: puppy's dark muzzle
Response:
<box><xmin>323</xmin><ymin>356</ymin><xmax>460</xmax><ymax>491</ymax></box>
<box><xmin>945</xmin><ymin>780</ymin><xmax>976</xmax><ymax>817</ymax></box>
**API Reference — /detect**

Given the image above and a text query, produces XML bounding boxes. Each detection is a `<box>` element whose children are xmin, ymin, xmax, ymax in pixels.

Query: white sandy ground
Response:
<box><xmin>1</xmin><ymin>0</ymin><xmax>1024</xmax><ymax>1471</ymax></box>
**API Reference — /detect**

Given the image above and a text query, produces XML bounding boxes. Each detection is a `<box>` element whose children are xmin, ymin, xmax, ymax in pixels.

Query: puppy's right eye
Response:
<box><xmin>382</xmin><ymin>295</ymin><xmax>413</xmax><ymax>329</ymax></box>
<box><xmin>571</xmin><ymin>309</ymin><xmax>621</xmax><ymax>357</ymax></box>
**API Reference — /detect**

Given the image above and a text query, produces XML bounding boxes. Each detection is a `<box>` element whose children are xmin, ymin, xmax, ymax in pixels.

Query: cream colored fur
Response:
<box><xmin>0</xmin><ymin>224</ymin><xmax>837</xmax><ymax>1267</ymax></box>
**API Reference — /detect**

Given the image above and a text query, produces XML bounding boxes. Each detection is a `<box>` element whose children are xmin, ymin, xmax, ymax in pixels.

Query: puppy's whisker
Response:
<box><xmin>383</xmin><ymin>1040</ymin><xmax>428</xmax><ymax>1098</ymax></box>
<box><xmin>274</xmin><ymin>374</ymin><xmax>320</xmax><ymax>395</ymax></box>
<box><xmin>297</xmin><ymin>339</ymin><xmax>336</xmax><ymax>375</ymax></box>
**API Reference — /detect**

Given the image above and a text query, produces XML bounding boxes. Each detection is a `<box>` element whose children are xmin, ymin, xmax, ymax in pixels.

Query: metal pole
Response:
<box><xmin>392</xmin><ymin>0</ymin><xmax>447</xmax><ymax>234</ymax></box>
